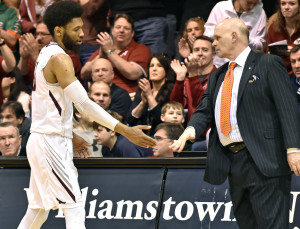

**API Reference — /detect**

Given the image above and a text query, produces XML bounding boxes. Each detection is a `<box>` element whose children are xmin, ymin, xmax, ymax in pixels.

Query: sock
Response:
<box><xmin>63</xmin><ymin>206</ymin><xmax>86</xmax><ymax>229</ymax></box>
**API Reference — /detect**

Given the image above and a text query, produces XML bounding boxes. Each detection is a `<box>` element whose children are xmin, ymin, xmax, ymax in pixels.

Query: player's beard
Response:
<box><xmin>63</xmin><ymin>33</ymin><xmax>81</xmax><ymax>54</ymax></box>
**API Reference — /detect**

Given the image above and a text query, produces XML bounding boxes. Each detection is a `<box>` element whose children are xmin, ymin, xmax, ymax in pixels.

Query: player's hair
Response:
<box><xmin>0</xmin><ymin>101</ymin><xmax>25</xmax><ymax>120</ymax></box>
<box><xmin>155</xmin><ymin>122</ymin><xmax>184</xmax><ymax>140</ymax></box>
<box><xmin>161</xmin><ymin>101</ymin><xmax>184</xmax><ymax>115</ymax></box>
<box><xmin>43</xmin><ymin>1</ymin><xmax>83</xmax><ymax>37</ymax></box>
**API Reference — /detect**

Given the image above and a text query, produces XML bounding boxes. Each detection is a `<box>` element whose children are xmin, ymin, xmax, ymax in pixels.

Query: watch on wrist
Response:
<box><xmin>0</xmin><ymin>40</ymin><xmax>5</xmax><ymax>47</ymax></box>
<box><xmin>107</xmin><ymin>49</ymin><xmax>115</xmax><ymax>55</ymax></box>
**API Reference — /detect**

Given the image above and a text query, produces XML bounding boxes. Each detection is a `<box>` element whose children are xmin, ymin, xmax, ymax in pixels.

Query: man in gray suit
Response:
<box><xmin>171</xmin><ymin>18</ymin><xmax>300</xmax><ymax>229</ymax></box>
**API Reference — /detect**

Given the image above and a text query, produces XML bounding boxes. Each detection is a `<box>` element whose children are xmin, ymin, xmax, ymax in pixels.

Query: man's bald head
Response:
<box><xmin>91</xmin><ymin>58</ymin><xmax>114</xmax><ymax>84</ymax></box>
<box><xmin>212</xmin><ymin>18</ymin><xmax>249</xmax><ymax>60</ymax></box>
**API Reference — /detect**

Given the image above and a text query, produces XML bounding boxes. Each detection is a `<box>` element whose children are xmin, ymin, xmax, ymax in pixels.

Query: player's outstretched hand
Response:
<box><xmin>115</xmin><ymin>123</ymin><xmax>156</xmax><ymax>148</ymax></box>
<box><xmin>73</xmin><ymin>133</ymin><xmax>92</xmax><ymax>158</ymax></box>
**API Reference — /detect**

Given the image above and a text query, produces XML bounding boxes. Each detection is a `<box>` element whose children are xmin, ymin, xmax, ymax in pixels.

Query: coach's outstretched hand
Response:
<box><xmin>115</xmin><ymin>123</ymin><xmax>156</xmax><ymax>148</ymax></box>
<box><xmin>170</xmin><ymin>127</ymin><xmax>195</xmax><ymax>153</ymax></box>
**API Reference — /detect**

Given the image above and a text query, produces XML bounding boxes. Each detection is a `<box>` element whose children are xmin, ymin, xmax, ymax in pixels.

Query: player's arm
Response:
<box><xmin>46</xmin><ymin>54</ymin><xmax>156</xmax><ymax>148</ymax></box>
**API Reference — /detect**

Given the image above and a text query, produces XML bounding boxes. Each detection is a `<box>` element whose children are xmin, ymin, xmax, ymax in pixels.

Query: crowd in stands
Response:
<box><xmin>0</xmin><ymin>0</ymin><xmax>299</xmax><ymax>157</ymax></box>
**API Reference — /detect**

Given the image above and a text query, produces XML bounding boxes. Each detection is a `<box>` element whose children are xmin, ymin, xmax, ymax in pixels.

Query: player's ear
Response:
<box><xmin>54</xmin><ymin>26</ymin><xmax>63</xmax><ymax>37</ymax></box>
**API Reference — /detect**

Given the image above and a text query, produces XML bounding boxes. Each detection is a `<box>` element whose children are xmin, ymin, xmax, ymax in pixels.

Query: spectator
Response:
<box><xmin>0</xmin><ymin>101</ymin><xmax>31</xmax><ymax>156</ymax></box>
<box><xmin>108</xmin><ymin>0</ymin><xmax>168</xmax><ymax>54</ymax></box>
<box><xmin>0</xmin><ymin>122</ymin><xmax>23</xmax><ymax>156</ymax></box>
<box><xmin>88</xmin><ymin>81</ymin><xmax>111</xmax><ymax>111</ymax></box>
<box><xmin>0</xmin><ymin>0</ymin><xmax>21</xmax><ymax>50</ymax></box>
<box><xmin>128</xmin><ymin>53</ymin><xmax>175</xmax><ymax>136</ymax></box>
<box><xmin>178</xmin><ymin>17</ymin><xmax>205</xmax><ymax>59</ymax></box>
<box><xmin>171</xmin><ymin>36</ymin><xmax>216</xmax><ymax>122</ymax></box>
<box><xmin>76</xmin><ymin>0</ymin><xmax>109</xmax><ymax>65</ymax></box>
<box><xmin>290</xmin><ymin>45</ymin><xmax>300</xmax><ymax>112</ymax></box>
<box><xmin>73</xmin><ymin>105</ymin><xmax>102</xmax><ymax>157</ymax></box>
<box><xmin>152</xmin><ymin>122</ymin><xmax>184</xmax><ymax>157</ymax></box>
<box><xmin>204</xmin><ymin>0</ymin><xmax>267</xmax><ymax>67</ymax></box>
<box><xmin>17</xmin><ymin>19</ymin><xmax>82</xmax><ymax>89</ymax></box>
<box><xmin>160</xmin><ymin>101</ymin><xmax>185</xmax><ymax>125</ymax></box>
<box><xmin>0</xmin><ymin>36</ymin><xmax>16</xmax><ymax>107</ymax></box>
<box><xmin>91</xmin><ymin>58</ymin><xmax>132</xmax><ymax>120</ymax></box>
<box><xmin>267</xmin><ymin>0</ymin><xmax>300</xmax><ymax>73</ymax></box>
<box><xmin>93</xmin><ymin>111</ymin><xmax>153</xmax><ymax>157</ymax></box>
<box><xmin>80</xmin><ymin>13</ymin><xmax>152</xmax><ymax>96</ymax></box>
<box><xmin>1</xmin><ymin>67</ymin><xmax>31</xmax><ymax>117</ymax></box>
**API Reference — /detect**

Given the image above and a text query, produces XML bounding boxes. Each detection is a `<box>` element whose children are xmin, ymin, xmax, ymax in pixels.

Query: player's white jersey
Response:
<box><xmin>30</xmin><ymin>42</ymin><xmax>73</xmax><ymax>138</ymax></box>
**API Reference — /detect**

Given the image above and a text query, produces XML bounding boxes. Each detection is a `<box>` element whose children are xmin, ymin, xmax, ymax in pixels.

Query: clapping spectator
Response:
<box><xmin>178</xmin><ymin>17</ymin><xmax>205</xmax><ymax>59</ymax></box>
<box><xmin>128</xmin><ymin>53</ymin><xmax>175</xmax><ymax>136</ymax></box>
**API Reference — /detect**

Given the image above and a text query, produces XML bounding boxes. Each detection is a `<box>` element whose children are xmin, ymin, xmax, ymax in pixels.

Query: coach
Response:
<box><xmin>171</xmin><ymin>18</ymin><xmax>300</xmax><ymax>229</ymax></box>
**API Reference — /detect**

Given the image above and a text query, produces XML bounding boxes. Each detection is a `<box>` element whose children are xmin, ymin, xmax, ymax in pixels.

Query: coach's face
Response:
<box><xmin>0</xmin><ymin>126</ymin><xmax>21</xmax><ymax>156</ymax></box>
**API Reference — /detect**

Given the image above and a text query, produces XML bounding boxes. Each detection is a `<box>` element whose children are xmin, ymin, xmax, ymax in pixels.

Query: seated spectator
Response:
<box><xmin>152</xmin><ymin>122</ymin><xmax>184</xmax><ymax>157</ymax></box>
<box><xmin>290</xmin><ymin>45</ymin><xmax>300</xmax><ymax>112</ymax></box>
<box><xmin>81</xmin><ymin>13</ymin><xmax>152</xmax><ymax>96</ymax></box>
<box><xmin>93</xmin><ymin>111</ymin><xmax>153</xmax><ymax>157</ymax></box>
<box><xmin>267</xmin><ymin>0</ymin><xmax>300</xmax><ymax>73</ymax></box>
<box><xmin>0</xmin><ymin>101</ymin><xmax>31</xmax><ymax>156</ymax></box>
<box><xmin>0</xmin><ymin>36</ymin><xmax>16</xmax><ymax>107</ymax></box>
<box><xmin>204</xmin><ymin>0</ymin><xmax>267</xmax><ymax>67</ymax></box>
<box><xmin>73</xmin><ymin>106</ymin><xmax>102</xmax><ymax>157</ymax></box>
<box><xmin>2</xmin><ymin>67</ymin><xmax>31</xmax><ymax>117</ymax></box>
<box><xmin>91</xmin><ymin>58</ymin><xmax>132</xmax><ymax>120</ymax></box>
<box><xmin>128</xmin><ymin>53</ymin><xmax>175</xmax><ymax>136</ymax></box>
<box><xmin>0</xmin><ymin>122</ymin><xmax>23</xmax><ymax>156</ymax></box>
<box><xmin>170</xmin><ymin>36</ymin><xmax>216</xmax><ymax>122</ymax></box>
<box><xmin>88</xmin><ymin>81</ymin><xmax>111</xmax><ymax>111</ymax></box>
<box><xmin>17</xmin><ymin>19</ymin><xmax>82</xmax><ymax>89</ymax></box>
<box><xmin>178</xmin><ymin>17</ymin><xmax>205</xmax><ymax>59</ymax></box>
<box><xmin>160</xmin><ymin>101</ymin><xmax>185</xmax><ymax>125</ymax></box>
<box><xmin>0</xmin><ymin>0</ymin><xmax>21</xmax><ymax>50</ymax></box>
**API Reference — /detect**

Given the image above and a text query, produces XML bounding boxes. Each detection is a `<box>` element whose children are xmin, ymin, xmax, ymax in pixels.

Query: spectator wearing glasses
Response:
<box><xmin>17</xmin><ymin>19</ymin><xmax>82</xmax><ymax>89</ymax></box>
<box><xmin>152</xmin><ymin>122</ymin><xmax>184</xmax><ymax>157</ymax></box>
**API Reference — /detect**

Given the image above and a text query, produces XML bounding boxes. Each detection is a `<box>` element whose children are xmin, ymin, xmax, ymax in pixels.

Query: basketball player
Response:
<box><xmin>17</xmin><ymin>1</ymin><xmax>156</xmax><ymax>228</ymax></box>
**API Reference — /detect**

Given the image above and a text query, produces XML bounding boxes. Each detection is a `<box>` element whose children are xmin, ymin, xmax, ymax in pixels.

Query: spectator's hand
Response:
<box><xmin>138</xmin><ymin>78</ymin><xmax>152</xmax><ymax>97</ymax></box>
<box><xmin>73</xmin><ymin>133</ymin><xmax>92</xmax><ymax>158</ymax></box>
<box><xmin>178</xmin><ymin>37</ymin><xmax>191</xmax><ymax>58</ymax></box>
<box><xmin>141</xmin><ymin>91</ymin><xmax>148</xmax><ymax>105</ymax></box>
<box><xmin>185</xmin><ymin>53</ymin><xmax>201</xmax><ymax>77</ymax></box>
<box><xmin>187</xmin><ymin>35</ymin><xmax>196</xmax><ymax>48</ymax></box>
<box><xmin>22</xmin><ymin>33</ymin><xmax>39</xmax><ymax>60</ymax></box>
<box><xmin>170</xmin><ymin>59</ymin><xmax>187</xmax><ymax>81</ymax></box>
<box><xmin>96</xmin><ymin>32</ymin><xmax>114</xmax><ymax>55</ymax></box>
<box><xmin>288</xmin><ymin>152</ymin><xmax>300</xmax><ymax>176</ymax></box>
<box><xmin>19</xmin><ymin>36</ymin><xmax>30</xmax><ymax>58</ymax></box>
<box><xmin>169</xmin><ymin>127</ymin><xmax>195</xmax><ymax>153</ymax></box>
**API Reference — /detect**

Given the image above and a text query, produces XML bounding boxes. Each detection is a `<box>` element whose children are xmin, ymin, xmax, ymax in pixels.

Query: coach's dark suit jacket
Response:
<box><xmin>189</xmin><ymin>50</ymin><xmax>300</xmax><ymax>185</ymax></box>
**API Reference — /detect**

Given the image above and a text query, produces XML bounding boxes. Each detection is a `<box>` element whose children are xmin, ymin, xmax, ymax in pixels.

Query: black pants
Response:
<box><xmin>227</xmin><ymin>148</ymin><xmax>291</xmax><ymax>229</ymax></box>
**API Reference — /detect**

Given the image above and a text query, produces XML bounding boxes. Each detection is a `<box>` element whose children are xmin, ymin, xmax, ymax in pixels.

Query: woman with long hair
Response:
<box><xmin>267</xmin><ymin>0</ymin><xmax>300</xmax><ymax>73</ymax></box>
<box><xmin>127</xmin><ymin>53</ymin><xmax>175</xmax><ymax>136</ymax></box>
<box><xmin>178</xmin><ymin>17</ymin><xmax>205</xmax><ymax>58</ymax></box>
